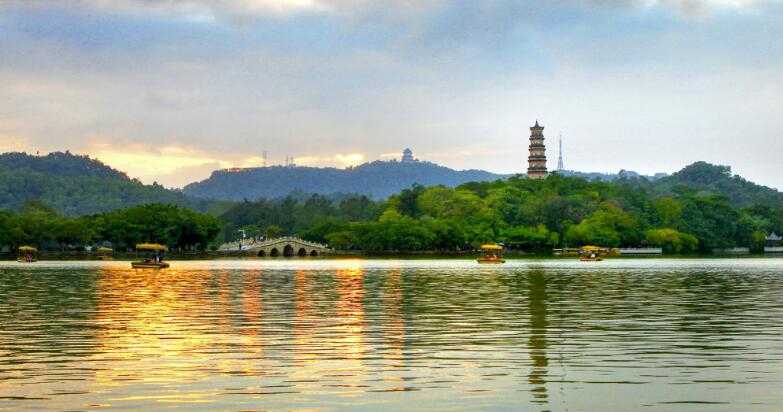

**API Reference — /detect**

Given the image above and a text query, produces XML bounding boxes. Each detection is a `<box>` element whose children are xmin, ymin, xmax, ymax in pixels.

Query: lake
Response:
<box><xmin>1</xmin><ymin>259</ymin><xmax>781</xmax><ymax>411</ymax></box>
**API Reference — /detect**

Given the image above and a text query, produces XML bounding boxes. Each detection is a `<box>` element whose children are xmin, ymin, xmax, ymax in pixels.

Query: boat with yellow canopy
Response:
<box><xmin>131</xmin><ymin>243</ymin><xmax>169</xmax><ymax>269</ymax></box>
<box><xmin>17</xmin><ymin>246</ymin><xmax>38</xmax><ymax>263</ymax></box>
<box><xmin>96</xmin><ymin>246</ymin><xmax>114</xmax><ymax>260</ymax></box>
<box><xmin>579</xmin><ymin>245</ymin><xmax>605</xmax><ymax>261</ymax></box>
<box><xmin>477</xmin><ymin>244</ymin><xmax>505</xmax><ymax>264</ymax></box>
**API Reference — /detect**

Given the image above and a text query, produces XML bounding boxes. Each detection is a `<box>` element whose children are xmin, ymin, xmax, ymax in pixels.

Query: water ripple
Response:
<box><xmin>0</xmin><ymin>259</ymin><xmax>782</xmax><ymax>411</ymax></box>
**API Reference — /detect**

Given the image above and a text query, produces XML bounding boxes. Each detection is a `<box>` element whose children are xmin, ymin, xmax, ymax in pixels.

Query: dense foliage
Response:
<box><xmin>3</xmin><ymin>152</ymin><xmax>782</xmax><ymax>255</ymax></box>
<box><xmin>653</xmin><ymin>162</ymin><xmax>783</xmax><ymax>208</ymax></box>
<box><xmin>221</xmin><ymin>173</ymin><xmax>783</xmax><ymax>254</ymax></box>
<box><xmin>184</xmin><ymin>160</ymin><xmax>506</xmax><ymax>200</ymax></box>
<box><xmin>0</xmin><ymin>202</ymin><xmax>221</xmax><ymax>252</ymax></box>
<box><xmin>0</xmin><ymin>152</ymin><xmax>220</xmax><ymax>216</ymax></box>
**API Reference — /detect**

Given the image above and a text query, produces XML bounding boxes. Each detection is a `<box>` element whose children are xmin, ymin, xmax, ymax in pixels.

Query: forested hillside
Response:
<box><xmin>183</xmin><ymin>160</ymin><xmax>507</xmax><ymax>201</ymax></box>
<box><xmin>0</xmin><ymin>152</ymin><xmax>215</xmax><ymax>216</ymax></box>
<box><xmin>218</xmin><ymin>167</ymin><xmax>783</xmax><ymax>254</ymax></box>
<box><xmin>652</xmin><ymin>162</ymin><xmax>783</xmax><ymax>208</ymax></box>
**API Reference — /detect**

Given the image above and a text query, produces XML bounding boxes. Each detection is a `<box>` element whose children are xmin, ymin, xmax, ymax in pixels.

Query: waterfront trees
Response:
<box><xmin>3</xmin><ymin>170</ymin><xmax>781</xmax><ymax>255</ymax></box>
<box><xmin>0</xmin><ymin>203</ymin><xmax>220</xmax><ymax>252</ymax></box>
<box><xmin>214</xmin><ymin>173</ymin><xmax>783</xmax><ymax>254</ymax></box>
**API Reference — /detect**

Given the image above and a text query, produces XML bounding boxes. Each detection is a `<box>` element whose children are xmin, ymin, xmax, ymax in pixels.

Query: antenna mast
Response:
<box><xmin>557</xmin><ymin>133</ymin><xmax>564</xmax><ymax>171</ymax></box>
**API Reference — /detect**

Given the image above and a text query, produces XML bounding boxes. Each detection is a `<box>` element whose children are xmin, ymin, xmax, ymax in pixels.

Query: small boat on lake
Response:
<box><xmin>579</xmin><ymin>245</ymin><xmax>605</xmax><ymax>262</ymax></box>
<box><xmin>131</xmin><ymin>243</ymin><xmax>169</xmax><ymax>269</ymax></box>
<box><xmin>96</xmin><ymin>246</ymin><xmax>114</xmax><ymax>260</ymax></box>
<box><xmin>17</xmin><ymin>246</ymin><xmax>38</xmax><ymax>263</ymax></box>
<box><xmin>477</xmin><ymin>244</ymin><xmax>505</xmax><ymax>264</ymax></box>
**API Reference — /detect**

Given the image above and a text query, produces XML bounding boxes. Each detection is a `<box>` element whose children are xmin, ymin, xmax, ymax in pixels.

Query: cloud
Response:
<box><xmin>294</xmin><ymin>153</ymin><xmax>367</xmax><ymax>168</ymax></box>
<box><xmin>2</xmin><ymin>0</ymin><xmax>442</xmax><ymax>24</ymax></box>
<box><xmin>0</xmin><ymin>0</ymin><xmax>782</xmax><ymax>191</ymax></box>
<box><xmin>26</xmin><ymin>0</ymin><xmax>325</xmax><ymax>20</ymax></box>
<box><xmin>0</xmin><ymin>133</ymin><xmax>30</xmax><ymax>153</ymax></box>
<box><xmin>83</xmin><ymin>138</ymin><xmax>375</xmax><ymax>186</ymax></box>
<box><xmin>643</xmin><ymin>0</ymin><xmax>762</xmax><ymax>16</ymax></box>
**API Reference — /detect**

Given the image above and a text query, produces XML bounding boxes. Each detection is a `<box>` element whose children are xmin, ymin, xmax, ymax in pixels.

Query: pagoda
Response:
<box><xmin>401</xmin><ymin>148</ymin><xmax>416</xmax><ymax>163</ymax></box>
<box><xmin>527</xmin><ymin>120</ymin><xmax>547</xmax><ymax>179</ymax></box>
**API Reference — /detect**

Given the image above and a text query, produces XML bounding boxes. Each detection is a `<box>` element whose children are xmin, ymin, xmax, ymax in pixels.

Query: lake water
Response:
<box><xmin>1</xmin><ymin>259</ymin><xmax>782</xmax><ymax>411</ymax></box>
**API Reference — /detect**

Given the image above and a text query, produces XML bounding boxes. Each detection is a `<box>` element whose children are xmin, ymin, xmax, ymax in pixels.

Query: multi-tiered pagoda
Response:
<box><xmin>527</xmin><ymin>120</ymin><xmax>547</xmax><ymax>179</ymax></box>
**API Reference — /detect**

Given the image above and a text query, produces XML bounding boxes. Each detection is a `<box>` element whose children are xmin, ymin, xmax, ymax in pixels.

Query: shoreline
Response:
<box><xmin>1</xmin><ymin>252</ymin><xmax>780</xmax><ymax>261</ymax></box>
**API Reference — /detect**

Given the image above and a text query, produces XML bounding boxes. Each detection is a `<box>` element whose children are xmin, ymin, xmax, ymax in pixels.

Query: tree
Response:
<box><xmin>502</xmin><ymin>225</ymin><xmax>559</xmax><ymax>252</ymax></box>
<box><xmin>565</xmin><ymin>202</ymin><xmax>639</xmax><ymax>247</ymax></box>
<box><xmin>265</xmin><ymin>225</ymin><xmax>283</xmax><ymax>239</ymax></box>
<box><xmin>645</xmin><ymin>228</ymin><xmax>698</xmax><ymax>254</ymax></box>
<box><xmin>395</xmin><ymin>184</ymin><xmax>426</xmax><ymax>218</ymax></box>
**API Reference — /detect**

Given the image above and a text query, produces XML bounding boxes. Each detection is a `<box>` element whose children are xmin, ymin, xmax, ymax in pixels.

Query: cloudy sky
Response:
<box><xmin>1</xmin><ymin>0</ymin><xmax>781</xmax><ymax>188</ymax></box>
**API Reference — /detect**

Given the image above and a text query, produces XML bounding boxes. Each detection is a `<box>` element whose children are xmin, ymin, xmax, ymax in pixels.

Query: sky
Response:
<box><xmin>0</xmin><ymin>0</ymin><xmax>781</xmax><ymax>189</ymax></box>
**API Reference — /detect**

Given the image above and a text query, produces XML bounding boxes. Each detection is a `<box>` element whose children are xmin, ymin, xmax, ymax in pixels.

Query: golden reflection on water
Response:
<box><xmin>1</xmin><ymin>260</ymin><xmax>782</xmax><ymax>411</ymax></box>
<box><xmin>291</xmin><ymin>269</ymin><xmax>320</xmax><ymax>391</ymax></box>
<box><xmin>91</xmin><ymin>269</ymin><xmax>213</xmax><ymax>387</ymax></box>
<box><xmin>332</xmin><ymin>268</ymin><xmax>368</xmax><ymax>394</ymax></box>
<box><xmin>381</xmin><ymin>270</ymin><xmax>405</xmax><ymax>373</ymax></box>
<box><xmin>89</xmin><ymin>268</ymin><xmax>274</xmax><ymax>405</ymax></box>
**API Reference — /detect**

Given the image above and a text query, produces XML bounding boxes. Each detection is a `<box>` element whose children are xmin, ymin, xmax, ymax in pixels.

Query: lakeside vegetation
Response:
<box><xmin>0</xmin><ymin>202</ymin><xmax>220</xmax><ymax>252</ymax></box>
<box><xmin>1</xmin><ymin>157</ymin><xmax>782</xmax><ymax>255</ymax></box>
<box><xmin>221</xmin><ymin>164</ymin><xmax>783</xmax><ymax>254</ymax></box>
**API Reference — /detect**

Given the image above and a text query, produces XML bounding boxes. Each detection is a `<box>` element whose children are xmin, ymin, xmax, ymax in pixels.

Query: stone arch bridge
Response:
<box><xmin>220</xmin><ymin>237</ymin><xmax>330</xmax><ymax>257</ymax></box>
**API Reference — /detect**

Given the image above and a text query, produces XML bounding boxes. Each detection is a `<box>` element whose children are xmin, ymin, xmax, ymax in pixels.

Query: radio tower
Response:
<box><xmin>262</xmin><ymin>150</ymin><xmax>268</xmax><ymax>167</ymax></box>
<box><xmin>557</xmin><ymin>134</ymin><xmax>564</xmax><ymax>171</ymax></box>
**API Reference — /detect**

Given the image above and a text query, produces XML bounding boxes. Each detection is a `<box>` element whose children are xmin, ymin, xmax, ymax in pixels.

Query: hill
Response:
<box><xmin>216</xmin><ymin>165</ymin><xmax>783</xmax><ymax>253</ymax></box>
<box><xmin>0</xmin><ymin>151</ymin><xmax>215</xmax><ymax>216</ymax></box>
<box><xmin>559</xmin><ymin>169</ymin><xmax>668</xmax><ymax>182</ymax></box>
<box><xmin>652</xmin><ymin>162</ymin><xmax>783</xmax><ymax>208</ymax></box>
<box><xmin>183</xmin><ymin>160</ymin><xmax>508</xmax><ymax>201</ymax></box>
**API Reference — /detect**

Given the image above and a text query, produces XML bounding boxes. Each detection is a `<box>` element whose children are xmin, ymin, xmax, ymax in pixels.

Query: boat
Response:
<box><xmin>477</xmin><ymin>244</ymin><xmax>505</xmax><ymax>264</ymax></box>
<box><xmin>579</xmin><ymin>245</ymin><xmax>605</xmax><ymax>262</ymax></box>
<box><xmin>131</xmin><ymin>261</ymin><xmax>170</xmax><ymax>269</ymax></box>
<box><xmin>96</xmin><ymin>246</ymin><xmax>114</xmax><ymax>260</ymax></box>
<box><xmin>17</xmin><ymin>245</ymin><xmax>38</xmax><ymax>263</ymax></box>
<box><xmin>131</xmin><ymin>243</ymin><xmax>170</xmax><ymax>269</ymax></box>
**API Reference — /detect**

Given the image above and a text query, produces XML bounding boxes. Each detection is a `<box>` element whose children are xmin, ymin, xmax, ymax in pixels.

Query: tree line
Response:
<box><xmin>221</xmin><ymin>174</ymin><xmax>783</xmax><ymax>254</ymax></box>
<box><xmin>0</xmin><ymin>202</ymin><xmax>220</xmax><ymax>252</ymax></box>
<box><xmin>2</xmin><ymin>168</ymin><xmax>782</xmax><ymax>255</ymax></box>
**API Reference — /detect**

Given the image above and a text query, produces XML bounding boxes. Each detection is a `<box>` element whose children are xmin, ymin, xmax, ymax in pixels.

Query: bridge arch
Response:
<box><xmin>221</xmin><ymin>236</ymin><xmax>330</xmax><ymax>258</ymax></box>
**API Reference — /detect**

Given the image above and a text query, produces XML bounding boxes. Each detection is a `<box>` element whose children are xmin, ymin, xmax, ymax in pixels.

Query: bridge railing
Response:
<box><xmin>218</xmin><ymin>236</ymin><xmax>329</xmax><ymax>251</ymax></box>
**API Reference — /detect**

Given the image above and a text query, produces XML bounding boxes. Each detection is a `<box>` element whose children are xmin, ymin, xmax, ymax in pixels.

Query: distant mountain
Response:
<box><xmin>557</xmin><ymin>169</ymin><xmax>668</xmax><ymax>182</ymax></box>
<box><xmin>0</xmin><ymin>151</ymin><xmax>214</xmax><ymax>216</ymax></box>
<box><xmin>652</xmin><ymin>161</ymin><xmax>783</xmax><ymax>208</ymax></box>
<box><xmin>183</xmin><ymin>160</ymin><xmax>508</xmax><ymax>201</ymax></box>
<box><xmin>4</xmin><ymin>151</ymin><xmax>776</xmax><ymax>217</ymax></box>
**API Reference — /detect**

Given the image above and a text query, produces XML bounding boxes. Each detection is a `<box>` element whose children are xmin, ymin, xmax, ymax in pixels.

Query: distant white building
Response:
<box><xmin>766</xmin><ymin>233</ymin><xmax>782</xmax><ymax>253</ymax></box>
<box><xmin>401</xmin><ymin>148</ymin><xmax>417</xmax><ymax>163</ymax></box>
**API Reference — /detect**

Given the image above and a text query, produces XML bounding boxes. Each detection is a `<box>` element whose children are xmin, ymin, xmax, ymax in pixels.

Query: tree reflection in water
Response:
<box><xmin>0</xmin><ymin>260</ymin><xmax>780</xmax><ymax>411</ymax></box>
<box><xmin>527</xmin><ymin>269</ymin><xmax>549</xmax><ymax>405</ymax></box>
